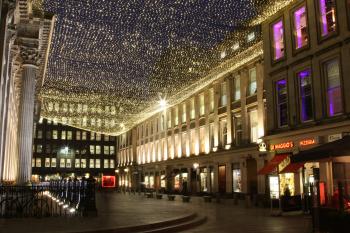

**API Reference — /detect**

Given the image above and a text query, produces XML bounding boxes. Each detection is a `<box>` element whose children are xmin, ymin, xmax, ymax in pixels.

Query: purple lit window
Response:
<box><xmin>272</xmin><ymin>20</ymin><xmax>284</xmax><ymax>60</ymax></box>
<box><xmin>294</xmin><ymin>6</ymin><xmax>308</xmax><ymax>49</ymax></box>
<box><xmin>297</xmin><ymin>69</ymin><xmax>313</xmax><ymax>122</ymax></box>
<box><xmin>276</xmin><ymin>79</ymin><xmax>288</xmax><ymax>127</ymax></box>
<box><xmin>325</xmin><ymin>59</ymin><xmax>343</xmax><ymax>116</ymax></box>
<box><xmin>319</xmin><ymin>0</ymin><xmax>336</xmax><ymax>37</ymax></box>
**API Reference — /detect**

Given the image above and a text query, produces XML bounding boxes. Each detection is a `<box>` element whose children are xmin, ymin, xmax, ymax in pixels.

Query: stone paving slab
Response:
<box><xmin>0</xmin><ymin>192</ymin><xmax>312</xmax><ymax>233</ymax></box>
<box><xmin>0</xmin><ymin>192</ymin><xmax>193</xmax><ymax>233</ymax></box>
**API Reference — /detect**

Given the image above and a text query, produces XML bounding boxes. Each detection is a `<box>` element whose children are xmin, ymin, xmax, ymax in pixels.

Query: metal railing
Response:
<box><xmin>0</xmin><ymin>178</ymin><xmax>97</xmax><ymax>218</ymax></box>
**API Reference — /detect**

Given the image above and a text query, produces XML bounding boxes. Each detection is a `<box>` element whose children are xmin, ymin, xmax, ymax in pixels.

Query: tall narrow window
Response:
<box><xmin>199</xmin><ymin>93</ymin><xmax>205</xmax><ymax>116</ymax></box>
<box><xmin>293</xmin><ymin>5</ymin><xmax>308</xmax><ymax>49</ymax></box>
<box><xmin>220</xmin><ymin>82</ymin><xmax>227</xmax><ymax>106</ymax></box>
<box><xmin>190</xmin><ymin>98</ymin><xmax>195</xmax><ymax>120</ymax></box>
<box><xmin>167</xmin><ymin>110</ymin><xmax>171</xmax><ymax>128</ymax></box>
<box><xmin>248</xmin><ymin>68</ymin><xmax>257</xmax><ymax>96</ymax></box>
<box><xmin>319</xmin><ymin>0</ymin><xmax>336</xmax><ymax>37</ymax></box>
<box><xmin>234</xmin><ymin>115</ymin><xmax>242</xmax><ymax>146</ymax></box>
<box><xmin>209</xmin><ymin>123</ymin><xmax>215</xmax><ymax>149</ymax></box>
<box><xmin>174</xmin><ymin>106</ymin><xmax>179</xmax><ymax>126</ymax></box>
<box><xmin>220</xmin><ymin>119</ymin><xmax>227</xmax><ymax>146</ymax></box>
<box><xmin>276</xmin><ymin>79</ymin><xmax>288</xmax><ymax>127</ymax></box>
<box><xmin>325</xmin><ymin>59</ymin><xmax>343</xmax><ymax>116</ymax></box>
<box><xmin>182</xmin><ymin>132</ymin><xmax>187</xmax><ymax>156</ymax></box>
<box><xmin>199</xmin><ymin>127</ymin><xmax>205</xmax><ymax>153</ymax></box>
<box><xmin>233</xmin><ymin>76</ymin><xmax>241</xmax><ymax>101</ymax></box>
<box><xmin>182</xmin><ymin>103</ymin><xmax>187</xmax><ymax>123</ymax></box>
<box><xmin>272</xmin><ymin>20</ymin><xmax>285</xmax><ymax>60</ymax></box>
<box><xmin>249</xmin><ymin>110</ymin><xmax>258</xmax><ymax>143</ymax></box>
<box><xmin>209</xmin><ymin>88</ymin><xmax>214</xmax><ymax>112</ymax></box>
<box><xmin>298</xmin><ymin>69</ymin><xmax>313</xmax><ymax>122</ymax></box>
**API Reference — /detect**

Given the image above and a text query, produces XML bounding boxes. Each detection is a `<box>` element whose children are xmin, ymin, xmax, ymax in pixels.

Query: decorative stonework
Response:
<box><xmin>19</xmin><ymin>46</ymin><xmax>40</xmax><ymax>66</ymax></box>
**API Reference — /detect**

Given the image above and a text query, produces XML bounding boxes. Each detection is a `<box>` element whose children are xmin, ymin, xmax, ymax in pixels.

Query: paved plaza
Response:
<box><xmin>0</xmin><ymin>192</ymin><xmax>312</xmax><ymax>233</ymax></box>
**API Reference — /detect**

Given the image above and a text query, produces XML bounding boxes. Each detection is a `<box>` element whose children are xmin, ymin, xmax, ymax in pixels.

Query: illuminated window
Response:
<box><xmin>60</xmin><ymin>158</ymin><xmax>65</xmax><ymax>168</ymax></box>
<box><xmin>318</xmin><ymin>0</ymin><xmax>336</xmax><ymax>37</ymax></box>
<box><xmin>96</xmin><ymin>133</ymin><xmax>101</xmax><ymax>141</ymax></box>
<box><xmin>104</xmin><ymin>159</ymin><xmax>109</xmax><ymax>168</ymax></box>
<box><xmin>272</xmin><ymin>19</ymin><xmax>285</xmax><ymax>61</ymax></box>
<box><xmin>90</xmin><ymin>132</ymin><xmax>95</xmax><ymax>140</ymax></box>
<box><xmin>89</xmin><ymin>159</ymin><xmax>94</xmax><ymax>168</ymax></box>
<box><xmin>233</xmin><ymin>115</ymin><xmax>242</xmax><ymax>146</ymax></box>
<box><xmin>232</xmin><ymin>165</ymin><xmax>242</xmax><ymax>193</ymax></box>
<box><xmin>293</xmin><ymin>5</ymin><xmax>308</xmax><ymax>49</ymax></box>
<box><xmin>199</xmin><ymin>127</ymin><xmax>205</xmax><ymax>153</ymax></box>
<box><xmin>110</xmin><ymin>146</ymin><xmax>115</xmax><ymax>155</ymax></box>
<box><xmin>209</xmin><ymin>88</ymin><xmax>214</xmax><ymax>113</ymax></box>
<box><xmin>90</xmin><ymin>145</ymin><xmax>95</xmax><ymax>154</ymax></box>
<box><xmin>104</xmin><ymin>146</ymin><xmax>109</xmax><ymax>155</ymax></box>
<box><xmin>104</xmin><ymin>135</ymin><xmax>109</xmax><ymax>141</ymax></box>
<box><xmin>220</xmin><ymin>119</ymin><xmax>227</xmax><ymax>146</ymax></box>
<box><xmin>45</xmin><ymin>158</ymin><xmax>50</xmax><ymax>167</ymax></box>
<box><xmin>61</xmin><ymin>130</ymin><xmax>66</xmax><ymax>140</ymax></box>
<box><xmin>199</xmin><ymin>93</ymin><xmax>205</xmax><ymax>116</ymax></box>
<box><xmin>82</xmin><ymin>131</ymin><xmax>87</xmax><ymax>140</ymax></box>
<box><xmin>36</xmin><ymin>158</ymin><xmax>41</xmax><ymax>167</ymax></box>
<box><xmin>67</xmin><ymin>131</ymin><xmax>72</xmax><ymax>140</ymax></box>
<box><xmin>220</xmin><ymin>82</ymin><xmax>227</xmax><ymax>106</ymax></box>
<box><xmin>110</xmin><ymin>159</ymin><xmax>115</xmax><ymax>168</ymax></box>
<box><xmin>182</xmin><ymin>103</ymin><xmax>187</xmax><ymax>123</ymax></box>
<box><xmin>96</xmin><ymin>145</ymin><xmax>101</xmax><ymax>154</ymax></box>
<box><xmin>248</xmin><ymin>68</ymin><xmax>257</xmax><ymax>96</ymax></box>
<box><xmin>249</xmin><ymin>109</ymin><xmax>258</xmax><ymax>143</ymax></box>
<box><xmin>76</xmin><ymin>131</ymin><xmax>81</xmax><ymax>140</ymax></box>
<box><xmin>174</xmin><ymin>106</ymin><xmax>179</xmax><ymax>126</ymax></box>
<box><xmin>297</xmin><ymin>69</ymin><xmax>313</xmax><ymax>122</ymax></box>
<box><xmin>81</xmin><ymin>159</ymin><xmax>86</xmax><ymax>168</ymax></box>
<box><xmin>66</xmin><ymin>159</ymin><xmax>72</xmax><ymax>168</ymax></box>
<box><xmin>52</xmin><ymin>130</ymin><xmax>58</xmax><ymax>139</ymax></box>
<box><xmin>51</xmin><ymin>158</ymin><xmax>56</xmax><ymax>167</ymax></box>
<box><xmin>324</xmin><ymin>59</ymin><xmax>343</xmax><ymax>116</ymax></box>
<box><xmin>276</xmin><ymin>79</ymin><xmax>288</xmax><ymax>127</ymax></box>
<box><xmin>32</xmin><ymin>158</ymin><xmax>35</xmax><ymax>167</ymax></box>
<box><xmin>75</xmin><ymin>159</ymin><xmax>80</xmax><ymax>168</ymax></box>
<box><xmin>36</xmin><ymin>144</ymin><xmax>42</xmax><ymax>153</ymax></box>
<box><xmin>233</xmin><ymin>75</ymin><xmax>241</xmax><ymax>101</ymax></box>
<box><xmin>167</xmin><ymin>110</ymin><xmax>172</xmax><ymax>128</ymax></box>
<box><xmin>181</xmin><ymin>132</ymin><xmax>187</xmax><ymax>156</ymax></box>
<box><xmin>209</xmin><ymin>123</ymin><xmax>215</xmax><ymax>149</ymax></box>
<box><xmin>95</xmin><ymin>159</ymin><xmax>101</xmax><ymax>168</ymax></box>
<box><xmin>190</xmin><ymin>98</ymin><xmax>195</xmax><ymax>120</ymax></box>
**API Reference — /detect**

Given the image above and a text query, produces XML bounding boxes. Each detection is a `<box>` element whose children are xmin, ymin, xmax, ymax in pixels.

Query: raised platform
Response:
<box><xmin>0</xmin><ymin>192</ymin><xmax>205</xmax><ymax>233</ymax></box>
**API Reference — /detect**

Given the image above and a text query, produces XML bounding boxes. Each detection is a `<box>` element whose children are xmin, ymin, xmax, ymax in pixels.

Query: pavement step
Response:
<box><xmin>72</xmin><ymin>213</ymin><xmax>199</xmax><ymax>233</ymax></box>
<box><xmin>140</xmin><ymin>215</ymin><xmax>207</xmax><ymax>233</ymax></box>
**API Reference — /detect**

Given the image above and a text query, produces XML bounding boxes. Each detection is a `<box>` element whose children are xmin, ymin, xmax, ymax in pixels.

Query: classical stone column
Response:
<box><xmin>17</xmin><ymin>46</ymin><xmax>39</xmax><ymax>184</ymax></box>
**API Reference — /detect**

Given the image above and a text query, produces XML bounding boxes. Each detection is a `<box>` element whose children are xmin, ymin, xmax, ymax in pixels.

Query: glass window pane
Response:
<box><xmin>248</xmin><ymin>68</ymin><xmax>257</xmax><ymax>96</ymax></box>
<box><xmin>319</xmin><ymin>0</ymin><xmax>336</xmax><ymax>37</ymax></box>
<box><xmin>272</xmin><ymin>20</ymin><xmax>285</xmax><ymax>60</ymax></box>
<box><xmin>294</xmin><ymin>6</ymin><xmax>308</xmax><ymax>49</ymax></box>
<box><xmin>325</xmin><ymin>59</ymin><xmax>342</xmax><ymax>116</ymax></box>
<box><xmin>276</xmin><ymin>79</ymin><xmax>288</xmax><ymax>127</ymax></box>
<box><xmin>233</xmin><ymin>76</ymin><xmax>241</xmax><ymax>101</ymax></box>
<box><xmin>298</xmin><ymin>69</ymin><xmax>313</xmax><ymax>122</ymax></box>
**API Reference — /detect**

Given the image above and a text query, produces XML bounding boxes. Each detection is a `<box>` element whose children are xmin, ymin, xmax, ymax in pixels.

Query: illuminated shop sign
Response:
<box><xmin>299</xmin><ymin>139</ymin><xmax>316</xmax><ymax>146</ymax></box>
<box><xmin>270</xmin><ymin>141</ymin><xmax>294</xmax><ymax>150</ymax></box>
<box><xmin>102</xmin><ymin>176</ymin><xmax>116</xmax><ymax>188</ymax></box>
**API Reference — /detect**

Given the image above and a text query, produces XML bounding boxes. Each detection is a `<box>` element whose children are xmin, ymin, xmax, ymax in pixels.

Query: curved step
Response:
<box><xmin>141</xmin><ymin>215</ymin><xmax>207</xmax><ymax>233</ymax></box>
<box><xmin>71</xmin><ymin>213</ymin><xmax>199</xmax><ymax>233</ymax></box>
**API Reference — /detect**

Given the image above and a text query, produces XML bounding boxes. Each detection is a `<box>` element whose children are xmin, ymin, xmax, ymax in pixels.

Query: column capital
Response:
<box><xmin>19</xmin><ymin>45</ymin><xmax>40</xmax><ymax>66</ymax></box>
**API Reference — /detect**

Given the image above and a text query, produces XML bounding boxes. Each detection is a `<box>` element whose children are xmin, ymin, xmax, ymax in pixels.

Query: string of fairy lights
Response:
<box><xmin>40</xmin><ymin>0</ymin><xmax>296</xmax><ymax>135</ymax></box>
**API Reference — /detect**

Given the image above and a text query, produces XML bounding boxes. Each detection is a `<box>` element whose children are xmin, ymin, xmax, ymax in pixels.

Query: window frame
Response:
<box><xmin>270</xmin><ymin>16</ymin><xmax>286</xmax><ymax>65</ymax></box>
<box><xmin>321</xmin><ymin>55</ymin><xmax>344</xmax><ymax>118</ymax></box>
<box><xmin>274</xmin><ymin>77</ymin><xmax>289</xmax><ymax>128</ymax></box>
<box><xmin>295</xmin><ymin>68</ymin><xmax>315</xmax><ymax>123</ymax></box>
<box><xmin>290</xmin><ymin>2</ymin><xmax>310</xmax><ymax>55</ymax></box>
<box><xmin>315</xmin><ymin>0</ymin><xmax>338</xmax><ymax>42</ymax></box>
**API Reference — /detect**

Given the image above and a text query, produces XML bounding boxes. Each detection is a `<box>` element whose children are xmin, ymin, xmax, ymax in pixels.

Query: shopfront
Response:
<box><xmin>199</xmin><ymin>167</ymin><xmax>214</xmax><ymax>193</ymax></box>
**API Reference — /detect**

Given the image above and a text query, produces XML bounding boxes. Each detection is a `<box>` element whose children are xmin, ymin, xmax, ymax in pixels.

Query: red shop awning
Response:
<box><xmin>279</xmin><ymin>162</ymin><xmax>304</xmax><ymax>174</ymax></box>
<box><xmin>258</xmin><ymin>154</ymin><xmax>288</xmax><ymax>175</ymax></box>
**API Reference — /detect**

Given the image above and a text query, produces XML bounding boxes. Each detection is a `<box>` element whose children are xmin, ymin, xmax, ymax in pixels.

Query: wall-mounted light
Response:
<box><xmin>193</xmin><ymin>162</ymin><xmax>199</xmax><ymax>170</ymax></box>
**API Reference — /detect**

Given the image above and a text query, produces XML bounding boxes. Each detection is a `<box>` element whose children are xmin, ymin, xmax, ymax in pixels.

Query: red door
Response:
<box><xmin>218</xmin><ymin>165</ymin><xmax>226</xmax><ymax>193</ymax></box>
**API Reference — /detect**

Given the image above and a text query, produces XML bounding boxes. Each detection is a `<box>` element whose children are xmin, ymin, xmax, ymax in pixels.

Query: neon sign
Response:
<box><xmin>270</xmin><ymin>141</ymin><xmax>294</xmax><ymax>150</ymax></box>
<box><xmin>299</xmin><ymin>139</ymin><xmax>315</xmax><ymax>146</ymax></box>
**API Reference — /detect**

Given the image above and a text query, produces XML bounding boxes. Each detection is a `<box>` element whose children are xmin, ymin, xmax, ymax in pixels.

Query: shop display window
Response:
<box><xmin>174</xmin><ymin>174</ymin><xmax>180</xmax><ymax>190</ymax></box>
<box><xmin>200</xmin><ymin>168</ymin><xmax>208</xmax><ymax>192</ymax></box>
<box><xmin>149</xmin><ymin>176</ymin><xmax>154</xmax><ymax>189</ymax></box>
<box><xmin>279</xmin><ymin>173</ymin><xmax>295</xmax><ymax>196</ymax></box>
<box><xmin>160</xmin><ymin>175</ymin><xmax>166</xmax><ymax>188</ymax></box>
<box><xmin>232</xmin><ymin>168</ymin><xmax>242</xmax><ymax>192</ymax></box>
<box><xmin>269</xmin><ymin>176</ymin><xmax>279</xmax><ymax>199</ymax></box>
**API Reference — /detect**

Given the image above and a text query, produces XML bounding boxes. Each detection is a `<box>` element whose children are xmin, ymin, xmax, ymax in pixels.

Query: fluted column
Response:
<box><xmin>17</xmin><ymin>46</ymin><xmax>39</xmax><ymax>184</ymax></box>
